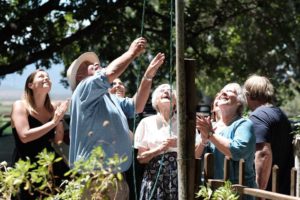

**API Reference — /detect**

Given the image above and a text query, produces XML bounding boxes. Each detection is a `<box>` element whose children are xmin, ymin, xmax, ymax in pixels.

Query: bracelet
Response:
<box><xmin>207</xmin><ymin>130</ymin><xmax>214</xmax><ymax>139</ymax></box>
<box><xmin>143</xmin><ymin>75</ymin><xmax>153</xmax><ymax>81</ymax></box>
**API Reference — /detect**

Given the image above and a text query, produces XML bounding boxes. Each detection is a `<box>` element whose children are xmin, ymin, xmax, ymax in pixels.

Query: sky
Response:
<box><xmin>0</xmin><ymin>64</ymin><xmax>72</xmax><ymax>102</ymax></box>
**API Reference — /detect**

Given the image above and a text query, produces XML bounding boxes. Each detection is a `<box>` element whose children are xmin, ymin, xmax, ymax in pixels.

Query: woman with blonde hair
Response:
<box><xmin>11</xmin><ymin>69</ymin><xmax>69</xmax><ymax>199</ymax></box>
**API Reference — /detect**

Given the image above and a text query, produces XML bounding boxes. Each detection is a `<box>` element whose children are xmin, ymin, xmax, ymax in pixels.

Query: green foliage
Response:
<box><xmin>0</xmin><ymin>147</ymin><xmax>125</xmax><ymax>199</ymax></box>
<box><xmin>212</xmin><ymin>181</ymin><xmax>239</xmax><ymax>200</ymax></box>
<box><xmin>290</xmin><ymin>116</ymin><xmax>300</xmax><ymax>136</ymax></box>
<box><xmin>196</xmin><ymin>184</ymin><xmax>213</xmax><ymax>200</ymax></box>
<box><xmin>2</xmin><ymin>1</ymin><xmax>300</xmax><ymax>108</ymax></box>
<box><xmin>196</xmin><ymin>180</ymin><xmax>239</xmax><ymax>200</ymax></box>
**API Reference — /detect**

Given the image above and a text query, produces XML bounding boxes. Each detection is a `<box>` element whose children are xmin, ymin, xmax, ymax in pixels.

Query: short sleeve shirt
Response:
<box><xmin>209</xmin><ymin>118</ymin><xmax>256</xmax><ymax>187</ymax></box>
<box><xmin>134</xmin><ymin>113</ymin><xmax>200</xmax><ymax>154</ymax></box>
<box><xmin>249</xmin><ymin>105</ymin><xmax>294</xmax><ymax>194</ymax></box>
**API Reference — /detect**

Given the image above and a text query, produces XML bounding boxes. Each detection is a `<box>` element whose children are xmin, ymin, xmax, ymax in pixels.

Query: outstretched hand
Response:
<box><xmin>144</xmin><ymin>52</ymin><xmax>165</xmax><ymax>79</ymax></box>
<box><xmin>128</xmin><ymin>37</ymin><xmax>147</xmax><ymax>58</ymax></box>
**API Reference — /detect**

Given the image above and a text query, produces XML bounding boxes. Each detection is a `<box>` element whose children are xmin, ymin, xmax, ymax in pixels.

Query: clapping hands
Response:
<box><xmin>53</xmin><ymin>99</ymin><xmax>70</xmax><ymax>125</ymax></box>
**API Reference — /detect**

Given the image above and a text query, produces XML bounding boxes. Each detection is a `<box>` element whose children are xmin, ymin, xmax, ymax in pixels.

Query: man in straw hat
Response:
<box><xmin>67</xmin><ymin>37</ymin><xmax>165</xmax><ymax>199</ymax></box>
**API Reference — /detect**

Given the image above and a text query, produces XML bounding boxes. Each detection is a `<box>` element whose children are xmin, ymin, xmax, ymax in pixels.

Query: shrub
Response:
<box><xmin>0</xmin><ymin>146</ymin><xmax>126</xmax><ymax>199</ymax></box>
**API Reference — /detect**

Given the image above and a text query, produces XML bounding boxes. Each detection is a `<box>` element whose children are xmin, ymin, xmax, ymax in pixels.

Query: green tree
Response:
<box><xmin>1</xmin><ymin>0</ymin><xmax>300</xmax><ymax>107</ymax></box>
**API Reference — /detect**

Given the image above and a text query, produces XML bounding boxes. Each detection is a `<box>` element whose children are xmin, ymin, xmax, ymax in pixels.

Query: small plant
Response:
<box><xmin>196</xmin><ymin>184</ymin><xmax>213</xmax><ymax>200</ymax></box>
<box><xmin>0</xmin><ymin>146</ymin><xmax>126</xmax><ymax>199</ymax></box>
<box><xmin>196</xmin><ymin>180</ymin><xmax>239</xmax><ymax>200</ymax></box>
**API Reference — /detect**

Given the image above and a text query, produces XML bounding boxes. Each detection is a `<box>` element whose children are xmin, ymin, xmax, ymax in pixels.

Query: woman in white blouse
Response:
<box><xmin>134</xmin><ymin>83</ymin><xmax>178</xmax><ymax>200</ymax></box>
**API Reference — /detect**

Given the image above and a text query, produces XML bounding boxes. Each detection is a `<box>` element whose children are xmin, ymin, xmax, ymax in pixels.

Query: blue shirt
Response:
<box><xmin>209</xmin><ymin>118</ymin><xmax>256</xmax><ymax>188</ymax></box>
<box><xmin>69</xmin><ymin>70</ymin><xmax>134</xmax><ymax>172</ymax></box>
<box><xmin>250</xmin><ymin>105</ymin><xmax>293</xmax><ymax>194</ymax></box>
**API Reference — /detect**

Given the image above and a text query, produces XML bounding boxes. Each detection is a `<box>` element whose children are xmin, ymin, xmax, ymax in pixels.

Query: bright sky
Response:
<box><xmin>0</xmin><ymin>64</ymin><xmax>72</xmax><ymax>102</ymax></box>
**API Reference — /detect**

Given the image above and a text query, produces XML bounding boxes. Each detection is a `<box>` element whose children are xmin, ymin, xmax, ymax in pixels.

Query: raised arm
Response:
<box><xmin>133</xmin><ymin>52</ymin><xmax>165</xmax><ymax>113</ymax></box>
<box><xmin>105</xmin><ymin>37</ymin><xmax>147</xmax><ymax>83</ymax></box>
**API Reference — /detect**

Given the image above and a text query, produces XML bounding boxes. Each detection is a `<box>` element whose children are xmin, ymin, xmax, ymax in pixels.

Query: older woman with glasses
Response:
<box><xmin>135</xmin><ymin>83</ymin><xmax>200</xmax><ymax>200</ymax></box>
<box><xmin>195</xmin><ymin>83</ymin><xmax>256</xmax><ymax>199</ymax></box>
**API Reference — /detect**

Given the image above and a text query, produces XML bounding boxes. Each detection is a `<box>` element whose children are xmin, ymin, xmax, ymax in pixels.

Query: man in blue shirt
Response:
<box><xmin>67</xmin><ymin>37</ymin><xmax>165</xmax><ymax>199</ymax></box>
<box><xmin>244</xmin><ymin>74</ymin><xmax>294</xmax><ymax>195</ymax></box>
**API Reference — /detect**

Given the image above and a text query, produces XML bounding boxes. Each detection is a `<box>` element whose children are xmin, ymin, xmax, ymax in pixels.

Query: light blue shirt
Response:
<box><xmin>209</xmin><ymin>118</ymin><xmax>256</xmax><ymax>188</ymax></box>
<box><xmin>69</xmin><ymin>69</ymin><xmax>134</xmax><ymax>172</ymax></box>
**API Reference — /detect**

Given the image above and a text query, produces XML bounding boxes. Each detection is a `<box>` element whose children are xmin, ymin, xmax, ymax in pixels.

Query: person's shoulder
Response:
<box><xmin>12</xmin><ymin>100</ymin><xmax>27</xmax><ymax>113</ymax></box>
<box><xmin>235</xmin><ymin>117</ymin><xmax>251</xmax><ymax>125</ymax></box>
<box><xmin>13</xmin><ymin>100</ymin><xmax>25</xmax><ymax>108</ymax></box>
<box><xmin>251</xmin><ymin>105</ymin><xmax>272</xmax><ymax>116</ymax></box>
<box><xmin>255</xmin><ymin>105</ymin><xmax>287</xmax><ymax>118</ymax></box>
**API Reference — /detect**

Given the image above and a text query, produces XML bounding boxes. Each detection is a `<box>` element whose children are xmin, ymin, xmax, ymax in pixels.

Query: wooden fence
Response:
<box><xmin>196</xmin><ymin>153</ymin><xmax>300</xmax><ymax>200</ymax></box>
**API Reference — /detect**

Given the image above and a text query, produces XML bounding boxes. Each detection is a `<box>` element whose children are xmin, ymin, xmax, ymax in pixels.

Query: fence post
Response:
<box><xmin>272</xmin><ymin>165</ymin><xmax>279</xmax><ymax>193</ymax></box>
<box><xmin>239</xmin><ymin>159</ymin><xmax>245</xmax><ymax>186</ymax></box>
<box><xmin>204</xmin><ymin>153</ymin><xmax>214</xmax><ymax>181</ymax></box>
<box><xmin>223</xmin><ymin>157</ymin><xmax>230</xmax><ymax>181</ymax></box>
<box><xmin>195</xmin><ymin>158</ymin><xmax>203</xmax><ymax>193</ymax></box>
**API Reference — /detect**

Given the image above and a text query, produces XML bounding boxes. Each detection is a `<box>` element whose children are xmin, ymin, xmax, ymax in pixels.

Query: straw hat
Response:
<box><xmin>67</xmin><ymin>52</ymin><xmax>100</xmax><ymax>91</ymax></box>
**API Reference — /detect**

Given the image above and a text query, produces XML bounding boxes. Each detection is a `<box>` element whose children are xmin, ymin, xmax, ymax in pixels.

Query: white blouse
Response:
<box><xmin>134</xmin><ymin>113</ymin><xmax>200</xmax><ymax>154</ymax></box>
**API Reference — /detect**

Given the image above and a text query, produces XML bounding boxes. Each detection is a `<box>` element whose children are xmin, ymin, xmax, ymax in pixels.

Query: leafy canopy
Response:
<box><xmin>1</xmin><ymin>0</ymin><xmax>300</xmax><ymax>107</ymax></box>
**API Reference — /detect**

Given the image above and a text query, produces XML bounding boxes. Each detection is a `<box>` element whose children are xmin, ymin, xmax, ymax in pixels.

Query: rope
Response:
<box><xmin>131</xmin><ymin>0</ymin><xmax>147</xmax><ymax>199</ymax></box>
<box><xmin>149</xmin><ymin>0</ymin><xmax>175</xmax><ymax>199</ymax></box>
<box><xmin>131</xmin><ymin>0</ymin><xmax>175</xmax><ymax>199</ymax></box>
<box><xmin>140</xmin><ymin>0</ymin><xmax>147</xmax><ymax>37</ymax></box>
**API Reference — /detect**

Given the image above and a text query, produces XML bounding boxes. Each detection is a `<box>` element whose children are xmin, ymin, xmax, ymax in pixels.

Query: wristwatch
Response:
<box><xmin>208</xmin><ymin>130</ymin><xmax>214</xmax><ymax>139</ymax></box>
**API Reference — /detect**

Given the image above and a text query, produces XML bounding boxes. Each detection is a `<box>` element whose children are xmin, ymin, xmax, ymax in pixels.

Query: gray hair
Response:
<box><xmin>223</xmin><ymin>83</ymin><xmax>246</xmax><ymax>116</ymax></box>
<box><xmin>151</xmin><ymin>84</ymin><xmax>176</xmax><ymax>111</ymax></box>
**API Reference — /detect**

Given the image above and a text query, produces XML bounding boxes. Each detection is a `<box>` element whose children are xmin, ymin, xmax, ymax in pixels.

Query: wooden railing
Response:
<box><xmin>196</xmin><ymin>153</ymin><xmax>300</xmax><ymax>200</ymax></box>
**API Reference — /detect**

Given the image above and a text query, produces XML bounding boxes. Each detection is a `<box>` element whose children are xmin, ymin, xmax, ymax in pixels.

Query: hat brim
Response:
<box><xmin>67</xmin><ymin>52</ymin><xmax>100</xmax><ymax>91</ymax></box>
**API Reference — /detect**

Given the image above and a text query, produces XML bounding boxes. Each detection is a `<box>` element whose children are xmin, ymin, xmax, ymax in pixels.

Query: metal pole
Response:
<box><xmin>176</xmin><ymin>0</ymin><xmax>187</xmax><ymax>199</ymax></box>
